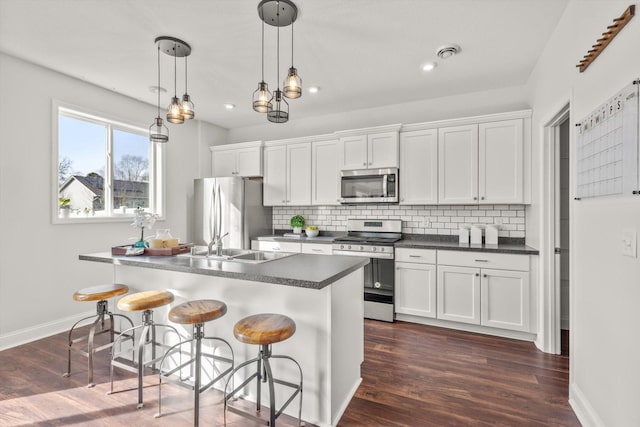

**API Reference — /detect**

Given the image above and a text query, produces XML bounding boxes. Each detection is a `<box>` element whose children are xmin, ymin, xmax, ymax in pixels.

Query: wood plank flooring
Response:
<box><xmin>0</xmin><ymin>320</ymin><xmax>578</xmax><ymax>426</ymax></box>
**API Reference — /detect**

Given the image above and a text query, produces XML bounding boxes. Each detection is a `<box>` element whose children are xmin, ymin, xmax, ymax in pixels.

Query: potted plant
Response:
<box><xmin>290</xmin><ymin>215</ymin><xmax>305</xmax><ymax>234</ymax></box>
<box><xmin>59</xmin><ymin>197</ymin><xmax>71</xmax><ymax>218</ymax></box>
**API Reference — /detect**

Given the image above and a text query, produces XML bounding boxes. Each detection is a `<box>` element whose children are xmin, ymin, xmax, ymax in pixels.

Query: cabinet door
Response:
<box><xmin>438</xmin><ymin>124</ymin><xmax>478</xmax><ymax>204</ymax></box>
<box><xmin>437</xmin><ymin>265</ymin><xmax>480</xmax><ymax>324</ymax></box>
<box><xmin>368</xmin><ymin>132</ymin><xmax>399</xmax><ymax>168</ymax></box>
<box><xmin>339</xmin><ymin>135</ymin><xmax>368</xmax><ymax>170</ymax></box>
<box><xmin>236</xmin><ymin>146</ymin><xmax>263</xmax><ymax>177</ymax></box>
<box><xmin>481</xmin><ymin>268</ymin><xmax>530</xmax><ymax>332</ymax></box>
<box><xmin>312</xmin><ymin>140</ymin><xmax>340</xmax><ymax>205</ymax></box>
<box><xmin>301</xmin><ymin>243</ymin><xmax>332</xmax><ymax>255</ymax></box>
<box><xmin>395</xmin><ymin>262</ymin><xmax>436</xmax><ymax>318</ymax></box>
<box><xmin>211</xmin><ymin>150</ymin><xmax>237</xmax><ymax>177</ymax></box>
<box><xmin>287</xmin><ymin>142</ymin><xmax>312</xmax><ymax>205</ymax></box>
<box><xmin>479</xmin><ymin>119</ymin><xmax>524</xmax><ymax>204</ymax></box>
<box><xmin>400</xmin><ymin>130</ymin><xmax>438</xmax><ymax>204</ymax></box>
<box><xmin>263</xmin><ymin>145</ymin><xmax>287</xmax><ymax>206</ymax></box>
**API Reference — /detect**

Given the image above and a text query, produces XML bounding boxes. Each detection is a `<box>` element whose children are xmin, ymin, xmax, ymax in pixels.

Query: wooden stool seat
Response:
<box><xmin>73</xmin><ymin>283</ymin><xmax>129</xmax><ymax>302</ymax></box>
<box><xmin>169</xmin><ymin>299</ymin><xmax>227</xmax><ymax>325</ymax></box>
<box><xmin>117</xmin><ymin>290</ymin><xmax>174</xmax><ymax>312</ymax></box>
<box><xmin>233</xmin><ymin>313</ymin><xmax>296</xmax><ymax>345</ymax></box>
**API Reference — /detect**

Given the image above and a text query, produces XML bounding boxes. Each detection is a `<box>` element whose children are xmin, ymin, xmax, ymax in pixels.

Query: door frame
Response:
<box><xmin>539</xmin><ymin>103</ymin><xmax>570</xmax><ymax>354</ymax></box>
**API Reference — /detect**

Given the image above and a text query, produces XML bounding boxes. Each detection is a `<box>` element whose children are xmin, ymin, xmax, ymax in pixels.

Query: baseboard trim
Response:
<box><xmin>569</xmin><ymin>382</ymin><xmax>605</xmax><ymax>427</ymax></box>
<box><xmin>0</xmin><ymin>310</ymin><xmax>94</xmax><ymax>351</ymax></box>
<box><xmin>332</xmin><ymin>377</ymin><xmax>362</xmax><ymax>427</ymax></box>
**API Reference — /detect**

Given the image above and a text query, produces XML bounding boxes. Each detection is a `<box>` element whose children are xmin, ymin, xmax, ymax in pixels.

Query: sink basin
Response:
<box><xmin>231</xmin><ymin>251</ymin><xmax>295</xmax><ymax>263</ymax></box>
<box><xmin>180</xmin><ymin>247</ymin><xmax>251</xmax><ymax>259</ymax></box>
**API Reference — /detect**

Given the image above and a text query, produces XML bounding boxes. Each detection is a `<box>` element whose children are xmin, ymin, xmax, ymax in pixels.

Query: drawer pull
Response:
<box><xmin>312</xmin><ymin>249</ymin><xmax>323</xmax><ymax>252</ymax></box>
<box><xmin>409</xmin><ymin>255</ymin><xmax>422</xmax><ymax>258</ymax></box>
<box><xmin>474</xmin><ymin>259</ymin><xmax>489</xmax><ymax>262</ymax></box>
<box><xmin>273</xmin><ymin>247</ymin><xmax>281</xmax><ymax>251</ymax></box>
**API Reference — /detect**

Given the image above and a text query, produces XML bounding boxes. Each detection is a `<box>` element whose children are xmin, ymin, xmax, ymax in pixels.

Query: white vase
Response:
<box><xmin>292</xmin><ymin>227</ymin><xmax>302</xmax><ymax>234</ymax></box>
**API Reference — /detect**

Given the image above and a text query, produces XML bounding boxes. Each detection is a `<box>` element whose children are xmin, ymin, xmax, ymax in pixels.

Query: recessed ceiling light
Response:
<box><xmin>224</xmin><ymin>103</ymin><xmax>235</xmax><ymax>110</ymax></box>
<box><xmin>308</xmin><ymin>86</ymin><xmax>320</xmax><ymax>94</ymax></box>
<box><xmin>149</xmin><ymin>85</ymin><xmax>167</xmax><ymax>94</ymax></box>
<box><xmin>436</xmin><ymin>44</ymin><xmax>461</xmax><ymax>59</ymax></box>
<box><xmin>422</xmin><ymin>62</ymin><xmax>437</xmax><ymax>72</ymax></box>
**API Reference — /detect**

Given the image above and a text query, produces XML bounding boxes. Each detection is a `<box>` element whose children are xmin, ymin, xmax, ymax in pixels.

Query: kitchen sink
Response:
<box><xmin>179</xmin><ymin>247</ymin><xmax>294</xmax><ymax>263</ymax></box>
<box><xmin>230</xmin><ymin>251</ymin><xmax>295</xmax><ymax>263</ymax></box>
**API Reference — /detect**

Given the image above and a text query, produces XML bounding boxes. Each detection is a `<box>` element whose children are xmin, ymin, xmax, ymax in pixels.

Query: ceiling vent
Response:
<box><xmin>436</xmin><ymin>44</ymin><xmax>461</xmax><ymax>59</ymax></box>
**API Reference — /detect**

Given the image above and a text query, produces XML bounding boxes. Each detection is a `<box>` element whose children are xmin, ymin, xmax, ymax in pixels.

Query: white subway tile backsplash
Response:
<box><xmin>273</xmin><ymin>204</ymin><xmax>526</xmax><ymax>238</ymax></box>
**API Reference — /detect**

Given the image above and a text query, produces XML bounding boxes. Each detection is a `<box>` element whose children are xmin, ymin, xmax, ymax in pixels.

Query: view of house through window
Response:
<box><xmin>56</xmin><ymin>106</ymin><xmax>161</xmax><ymax>221</ymax></box>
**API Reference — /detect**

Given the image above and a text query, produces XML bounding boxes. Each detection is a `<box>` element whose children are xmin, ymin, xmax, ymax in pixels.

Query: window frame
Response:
<box><xmin>52</xmin><ymin>100</ymin><xmax>166</xmax><ymax>224</ymax></box>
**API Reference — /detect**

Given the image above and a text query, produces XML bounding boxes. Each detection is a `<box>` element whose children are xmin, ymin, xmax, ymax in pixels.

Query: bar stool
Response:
<box><xmin>224</xmin><ymin>313</ymin><xmax>303</xmax><ymax>427</ymax></box>
<box><xmin>156</xmin><ymin>299</ymin><xmax>235</xmax><ymax>426</ymax></box>
<box><xmin>109</xmin><ymin>289</ymin><xmax>180</xmax><ymax>409</ymax></box>
<box><xmin>63</xmin><ymin>283</ymin><xmax>134</xmax><ymax>388</ymax></box>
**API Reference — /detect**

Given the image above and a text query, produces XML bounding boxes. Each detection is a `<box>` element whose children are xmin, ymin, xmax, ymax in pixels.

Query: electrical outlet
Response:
<box><xmin>622</xmin><ymin>230</ymin><xmax>637</xmax><ymax>258</ymax></box>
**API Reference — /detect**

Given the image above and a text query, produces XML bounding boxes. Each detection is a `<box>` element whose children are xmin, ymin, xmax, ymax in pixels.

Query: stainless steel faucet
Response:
<box><xmin>208</xmin><ymin>232</ymin><xmax>229</xmax><ymax>256</ymax></box>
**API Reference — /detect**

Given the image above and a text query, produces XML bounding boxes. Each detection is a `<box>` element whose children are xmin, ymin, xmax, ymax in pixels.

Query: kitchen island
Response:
<box><xmin>80</xmin><ymin>251</ymin><xmax>368</xmax><ymax>427</ymax></box>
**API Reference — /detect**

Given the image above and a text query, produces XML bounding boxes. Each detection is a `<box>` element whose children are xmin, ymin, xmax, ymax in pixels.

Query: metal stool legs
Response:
<box><xmin>224</xmin><ymin>344</ymin><xmax>303</xmax><ymax>427</ymax></box>
<box><xmin>108</xmin><ymin>309</ymin><xmax>182</xmax><ymax>409</ymax></box>
<box><xmin>62</xmin><ymin>299</ymin><xmax>134</xmax><ymax>387</ymax></box>
<box><xmin>156</xmin><ymin>323</ymin><xmax>235</xmax><ymax>426</ymax></box>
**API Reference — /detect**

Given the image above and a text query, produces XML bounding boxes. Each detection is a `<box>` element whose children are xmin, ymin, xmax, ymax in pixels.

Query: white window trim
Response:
<box><xmin>52</xmin><ymin>99</ymin><xmax>166</xmax><ymax>224</ymax></box>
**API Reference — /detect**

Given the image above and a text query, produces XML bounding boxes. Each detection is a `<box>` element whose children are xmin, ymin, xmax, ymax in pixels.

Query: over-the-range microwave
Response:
<box><xmin>339</xmin><ymin>167</ymin><xmax>398</xmax><ymax>204</ymax></box>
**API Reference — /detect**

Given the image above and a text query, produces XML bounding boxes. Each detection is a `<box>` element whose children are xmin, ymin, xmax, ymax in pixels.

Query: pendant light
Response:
<box><xmin>166</xmin><ymin>41</ymin><xmax>184</xmax><ymax>124</ymax></box>
<box><xmin>283</xmin><ymin>20</ymin><xmax>302</xmax><ymax>99</ymax></box>
<box><xmin>252</xmin><ymin>20</ymin><xmax>273</xmax><ymax>113</ymax></box>
<box><xmin>149</xmin><ymin>43</ymin><xmax>169</xmax><ymax>143</ymax></box>
<box><xmin>180</xmin><ymin>54</ymin><xmax>195</xmax><ymax>120</ymax></box>
<box><xmin>255</xmin><ymin>0</ymin><xmax>300</xmax><ymax>123</ymax></box>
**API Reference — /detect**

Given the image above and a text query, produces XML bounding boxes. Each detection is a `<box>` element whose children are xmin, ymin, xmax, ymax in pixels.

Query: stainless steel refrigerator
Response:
<box><xmin>192</xmin><ymin>178</ymin><xmax>272</xmax><ymax>250</ymax></box>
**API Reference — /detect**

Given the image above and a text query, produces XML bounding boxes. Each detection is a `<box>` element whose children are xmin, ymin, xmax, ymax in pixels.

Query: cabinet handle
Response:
<box><xmin>483</xmin><ymin>274</ymin><xmax>488</xmax><ymax>278</ymax></box>
<box><xmin>312</xmin><ymin>249</ymin><xmax>323</xmax><ymax>252</ymax></box>
<box><xmin>368</xmin><ymin>162</ymin><xmax>372</xmax><ymax>165</ymax></box>
<box><xmin>282</xmin><ymin>200</ymin><xmax>286</xmax><ymax>203</ymax></box>
<box><xmin>273</xmin><ymin>247</ymin><xmax>281</xmax><ymax>251</ymax></box>
<box><xmin>481</xmin><ymin>196</ymin><xmax>485</xmax><ymax>200</ymax></box>
<box><xmin>475</xmin><ymin>273</ymin><xmax>480</xmax><ymax>277</ymax></box>
<box><xmin>409</xmin><ymin>255</ymin><xmax>422</xmax><ymax>258</ymax></box>
<box><xmin>363</xmin><ymin>162</ymin><xmax>367</xmax><ymax>166</ymax></box>
<box><xmin>474</xmin><ymin>259</ymin><xmax>489</xmax><ymax>262</ymax></box>
<box><xmin>473</xmin><ymin>196</ymin><xmax>478</xmax><ymax>200</ymax></box>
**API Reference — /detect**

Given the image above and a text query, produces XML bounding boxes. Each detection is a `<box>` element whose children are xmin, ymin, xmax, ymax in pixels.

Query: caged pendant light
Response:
<box><xmin>166</xmin><ymin>42</ymin><xmax>184</xmax><ymax>124</ymax></box>
<box><xmin>149</xmin><ymin>43</ymin><xmax>169</xmax><ymax>143</ymax></box>
<box><xmin>180</xmin><ymin>54</ymin><xmax>195</xmax><ymax>120</ymax></box>
<box><xmin>254</xmin><ymin>0</ymin><xmax>301</xmax><ymax>123</ymax></box>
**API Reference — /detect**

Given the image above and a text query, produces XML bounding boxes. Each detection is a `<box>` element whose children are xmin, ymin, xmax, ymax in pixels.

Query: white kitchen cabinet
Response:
<box><xmin>251</xmin><ymin>240</ymin><xmax>302</xmax><ymax>253</ymax></box>
<box><xmin>399</xmin><ymin>129</ymin><xmax>438</xmax><ymax>204</ymax></box>
<box><xmin>480</xmin><ymin>268</ymin><xmax>530</xmax><ymax>332</ymax></box>
<box><xmin>312</xmin><ymin>139</ymin><xmax>340</xmax><ymax>205</ymax></box>
<box><xmin>339</xmin><ymin>131</ymin><xmax>399</xmax><ymax>170</ymax></box>
<box><xmin>395</xmin><ymin>248</ymin><xmax>437</xmax><ymax>319</ymax></box>
<box><xmin>263</xmin><ymin>142</ymin><xmax>311</xmax><ymax>206</ymax></box>
<box><xmin>301</xmin><ymin>243</ymin><xmax>333</xmax><ymax>255</ymax></box>
<box><xmin>438</xmin><ymin>119</ymin><xmax>524</xmax><ymax>205</ymax></box>
<box><xmin>437</xmin><ymin>264</ymin><xmax>481</xmax><ymax>324</ymax></box>
<box><xmin>210</xmin><ymin>141</ymin><xmax>263</xmax><ymax>177</ymax></box>
<box><xmin>479</xmin><ymin>119</ymin><xmax>524</xmax><ymax>204</ymax></box>
<box><xmin>438</xmin><ymin>124</ymin><xmax>479</xmax><ymax>204</ymax></box>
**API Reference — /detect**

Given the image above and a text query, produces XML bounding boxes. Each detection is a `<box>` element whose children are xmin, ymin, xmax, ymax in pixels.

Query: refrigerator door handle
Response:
<box><xmin>209</xmin><ymin>183</ymin><xmax>217</xmax><ymax>244</ymax></box>
<box><xmin>215</xmin><ymin>183</ymin><xmax>222</xmax><ymax>240</ymax></box>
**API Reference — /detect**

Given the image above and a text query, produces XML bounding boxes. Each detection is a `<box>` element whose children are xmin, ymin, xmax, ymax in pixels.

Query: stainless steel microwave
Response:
<box><xmin>340</xmin><ymin>167</ymin><xmax>399</xmax><ymax>204</ymax></box>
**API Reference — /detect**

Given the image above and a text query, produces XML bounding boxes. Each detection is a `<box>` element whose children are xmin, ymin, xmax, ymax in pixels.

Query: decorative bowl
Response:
<box><xmin>306</xmin><ymin>228</ymin><xmax>319</xmax><ymax>238</ymax></box>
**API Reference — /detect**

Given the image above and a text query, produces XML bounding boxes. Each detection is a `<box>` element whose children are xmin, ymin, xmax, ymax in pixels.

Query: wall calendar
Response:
<box><xmin>575</xmin><ymin>80</ymin><xmax>638</xmax><ymax>199</ymax></box>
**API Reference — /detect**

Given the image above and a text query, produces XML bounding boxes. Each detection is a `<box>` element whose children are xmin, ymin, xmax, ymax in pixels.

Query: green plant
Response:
<box><xmin>59</xmin><ymin>197</ymin><xmax>71</xmax><ymax>209</ymax></box>
<box><xmin>290</xmin><ymin>215</ymin><xmax>305</xmax><ymax>228</ymax></box>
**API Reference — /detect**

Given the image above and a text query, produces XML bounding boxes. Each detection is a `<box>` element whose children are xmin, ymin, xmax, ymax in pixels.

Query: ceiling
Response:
<box><xmin>0</xmin><ymin>0</ymin><xmax>569</xmax><ymax>130</ymax></box>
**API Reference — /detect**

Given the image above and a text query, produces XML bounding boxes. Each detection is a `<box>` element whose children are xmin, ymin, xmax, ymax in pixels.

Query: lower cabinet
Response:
<box><xmin>480</xmin><ymin>268</ymin><xmax>530</xmax><ymax>332</ymax></box>
<box><xmin>251</xmin><ymin>240</ymin><xmax>333</xmax><ymax>255</ymax></box>
<box><xmin>395</xmin><ymin>261</ymin><xmax>437</xmax><ymax>318</ymax></box>
<box><xmin>436</xmin><ymin>265</ymin><xmax>481</xmax><ymax>325</ymax></box>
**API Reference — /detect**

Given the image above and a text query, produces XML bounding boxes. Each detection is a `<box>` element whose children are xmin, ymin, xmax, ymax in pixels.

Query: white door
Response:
<box><xmin>287</xmin><ymin>142</ymin><xmax>312</xmax><ymax>205</ymax></box>
<box><xmin>395</xmin><ymin>262</ymin><xmax>437</xmax><ymax>318</ymax></box>
<box><xmin>339</xmin><ymin>135</ymin><xmax>368</xmax><ymax>170</ymax></box>
<box><xmin>437</xmin><ymin>265</ymin><xmax>480</xmax><ymax>324</ymax></box>
<box><xmin>479</xmin><ymin>119</ymin><xmax>524</xmax><ymax>203</ymax></box>
<box><xmin>480</xmin><ymin>268</ymin><xmax>530</xmax><ymax>332</ymax></box>
<box><xmin>438</xmin><ymin>124</ymin><xmax>478</xmax><ymax>204</ymax></box>
<box><xmin>368</xmin><ymin>132</ymin><xmax>399</xmax><ymax>168</ymax></box>
<box><xmin>263</xmin><ymin>145</ymin><xmax>287</xmax><ymax>206</ymax></box>
<box><xmin>400</xmin><ymin>130</ymin><xmax>438</xmax><ymax>204</ymax></box>
<box><xmin>211</xmin><ymin>150</ymin><xmax>236</xmax><ymax>177</ymax></box>
<box><xmin>236</xmin><ymin>146</ymin><xmax>262</xmax><ymax>177</ymax></box>
<box><xmin>312</xmin><ymin>140</ymin><xmax>340</xmax><ymax>205</ymax></box>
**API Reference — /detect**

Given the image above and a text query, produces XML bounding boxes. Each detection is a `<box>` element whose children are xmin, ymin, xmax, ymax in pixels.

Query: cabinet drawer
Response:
<box><xmin>437</xmin><ymin>250</ymin><xmax>529</xmax><ymax>271</ymax></box>
<box><xmin>301</xmin><ymin>243</ymin><xmax>332</xmax><ymax>255</ymax></box>
<box><xmin>395</xmin><ymin>248</ymin><xmax>437</xmax><ymax>264</ymax></box>
<box><xmin>251</xmin><ymin>240</ymin><xmax>301</xmax><ymax>253</ymax></box>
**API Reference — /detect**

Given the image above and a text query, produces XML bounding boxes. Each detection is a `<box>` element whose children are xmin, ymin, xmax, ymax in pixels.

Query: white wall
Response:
<box><xmin>525</xmin><ymin>1</ymin><xmax>640</xmax><ymax>425</ymax></box>
<box><xmin>0</xmin><ymin>53</ymin><xmax>227</xmax><ymax>348</ymax></box>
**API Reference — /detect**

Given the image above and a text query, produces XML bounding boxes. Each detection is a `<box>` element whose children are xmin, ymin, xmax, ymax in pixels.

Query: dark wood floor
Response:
<box><xmin>0</xmin><ymin>320</ymin><xmax>578</xmax><ymax>426</ymax></box>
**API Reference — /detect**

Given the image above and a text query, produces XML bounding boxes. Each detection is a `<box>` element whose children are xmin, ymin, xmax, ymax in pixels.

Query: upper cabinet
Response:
<box><xmin>337</xmin><ymin>126</ymin><xmax>400</xmax><ymax>170</ymax></box>
<box><xmin>312</xmin><ymin>139</ymin><xmax>341</xmax><ymax>205</ymax></box>
<box><xmin>210</xmin><ymin>141</ymin><xmax>263</xmax><ymax>177</ymax></box>
<box><xmin>263</xmin><ymin>141</ymin><xmax>311</xmax><ymax>206</ymax></box>
<box><xmin>437</xmin><ymin>118</ymin><xmax>525</xmax><ymax>204</ymax></box>
<box><xmin>400</xmin><ymin>129</ymin><xmax>438</xmax><ymax>205</ymax></box>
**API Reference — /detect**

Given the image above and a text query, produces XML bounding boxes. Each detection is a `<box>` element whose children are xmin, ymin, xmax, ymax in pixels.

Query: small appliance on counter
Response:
<box><xmin>332</xmin><ymin>219</ymin><xmax>402</xmax><ymax>322</ymax></box>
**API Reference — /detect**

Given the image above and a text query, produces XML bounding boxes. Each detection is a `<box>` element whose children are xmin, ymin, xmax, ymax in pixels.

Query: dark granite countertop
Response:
<box><xmin>79</xmin><ymin>252</ymin><xmax>369</xmax><ymax>290</ymax></box>
<box><xmin>395</xmin><ymin>235</ymin><xmax>539</xmax><ymax>255</ymax></box>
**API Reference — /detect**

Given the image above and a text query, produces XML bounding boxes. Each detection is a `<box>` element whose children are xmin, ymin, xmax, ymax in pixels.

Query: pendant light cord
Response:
<box><xmin>173</xmin><ymin>42</ymin><xmax>178</xmax><ymax>97</ymax></box>
<box><xmin>184</xmin><ymin>55</ymin><xmax>188</xmax><ymax>93</ymax></box>
<box><xmin>276</xmin><ymin>1</ymin><xmax>280</xmax><ymax>87</ymax></box>
<box><xmin>261</xmin><ymin>20</ymin><xmax>265</xmax><ymax>81</ymax></box>
<box><xmin>291</xmin><ymin>20</ymin><xmax>294</xmax><ymax>67</ymax></box>
<box><xmin>157</xmin><ymin>44</ymin><xmax>161</xmax><ymax>117</ymax></box>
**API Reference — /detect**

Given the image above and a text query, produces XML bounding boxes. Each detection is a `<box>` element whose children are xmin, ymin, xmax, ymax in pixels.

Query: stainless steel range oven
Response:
<box><xmin>332</xmin><ymin>219</ymin><xmax>402</xmax><ymax>322</ymax></box>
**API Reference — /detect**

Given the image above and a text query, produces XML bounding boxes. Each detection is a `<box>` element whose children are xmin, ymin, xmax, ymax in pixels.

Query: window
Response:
<box><xmin>54</xmin><ymin>103</ymin><xmax>165</xmax><ymax>223</ymax></box>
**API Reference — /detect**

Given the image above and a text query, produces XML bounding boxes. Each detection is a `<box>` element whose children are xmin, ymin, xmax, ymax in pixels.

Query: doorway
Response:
<box><xmin>557</xmin><ymin>117</ymin><xmax>570</xmax><ymax>356</ymax></box>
